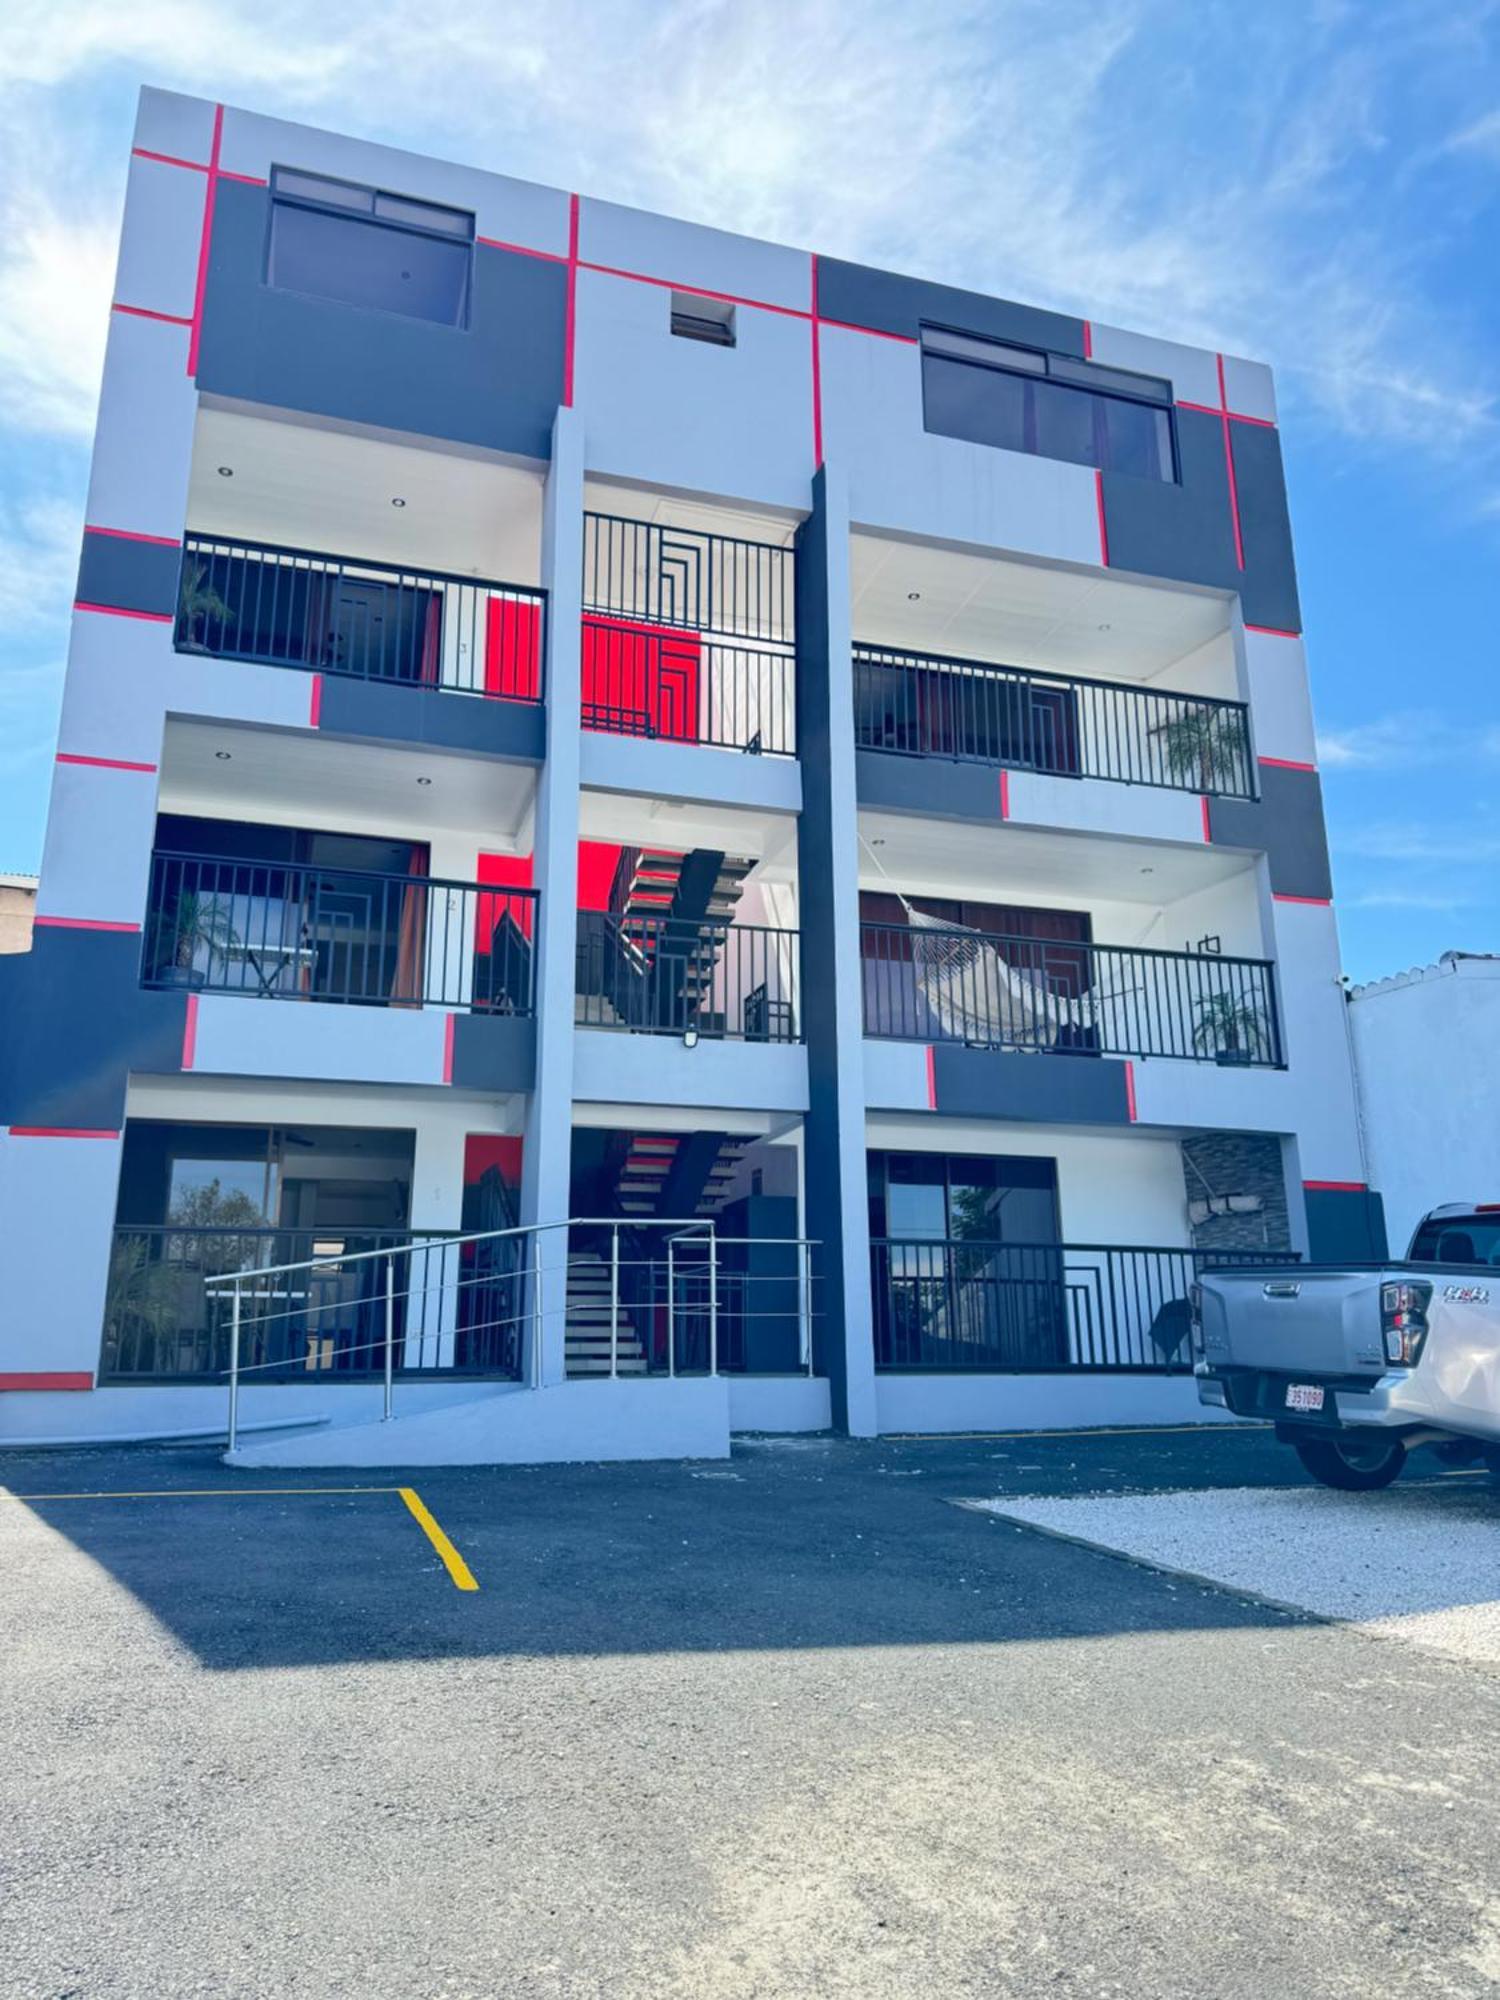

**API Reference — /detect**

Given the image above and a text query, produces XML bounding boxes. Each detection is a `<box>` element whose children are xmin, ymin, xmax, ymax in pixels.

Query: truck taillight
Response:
<box><xmin>1381</xmin><ymin>1280</ymin><xmax>1433</xmax><ymax>1366</ymax></box>
<box><xmin>1188</xmin><ymin>1281</ymin><xmax>1205</xmax><ymax>1360</ymax></box>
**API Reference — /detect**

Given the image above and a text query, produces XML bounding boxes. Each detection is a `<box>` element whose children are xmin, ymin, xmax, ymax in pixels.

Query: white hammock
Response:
<box><xmin>904</xmin><ymin>907</ymin><xmax>1100</xmax><ymax>1050</ymax></box>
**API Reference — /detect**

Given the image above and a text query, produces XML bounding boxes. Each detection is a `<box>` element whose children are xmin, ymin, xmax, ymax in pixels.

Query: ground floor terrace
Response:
<box><xmin>0</xmin><ymin>1061</ymin><xmax>1312</xmax><ymax>1459</ymax></box>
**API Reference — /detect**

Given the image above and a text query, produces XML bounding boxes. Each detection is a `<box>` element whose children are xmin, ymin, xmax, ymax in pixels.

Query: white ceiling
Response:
<box><xmin>857</xmin><ymin>808</ymin><xmax>1254</xmax><ymax>910</ymax></box>
<box><xmin>850</xmin><ymin>533</ymin><xmax>1230</xmax><ymax>681</ymax></box>
<box><xmin>583</xmin><ymin>476</ymin><xmax>800</xmax><ymax>548</ymax></box>
<box><xmin>577</xmin><ymin>787</ymin><xmax>800</xmax><ymax>878</ymax></box>
<box><xmin>161</xmin><ymin>720</ymin><xmax>538</xmax><ymax>848</ymax></box>
<box><xmin>189</xmin><ymin>406</ymin><xmax>545</xmax><ymax>584</ymax></box>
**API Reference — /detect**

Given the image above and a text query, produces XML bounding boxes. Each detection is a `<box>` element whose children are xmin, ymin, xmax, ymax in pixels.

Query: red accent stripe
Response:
<box><xmin>132</xmin><ymin>146</ymin><xmax>209</xmax><ymax>172</ymax></box>
<box><xmin>1200</xmin><ymin>795</ymin><xmax>1212</xmax><ymax>843</ymax></box>
<box><xmin>182</xmin><ymin>992</ymin><xmax>199</xmax><ymax>1071</ymax></box>
<box><xmin>1273</xmin><ymin>893</ymin><xmax>1333</xmax><ymax>906</ymax></box>
<box><xmin>1245</xmin><ymin>623</ymin><xmax>1300</xmax><ymax>639</ymax></box>
<box><xmin>578</xmin><ymin>258</ymin><xmax>811</xmax><ymax>320</ymax></box>
<box><xmin>1124</xmin><ymin>1060</ymin><xmax>1138</xmax><ymax>1122</ymax></box>
<box><xmin>33</xmin><ymin>916</ymin><xmax>142</xmax><ymax>932</ymax></box>
<box><xmin>84</xmin><ymin>524</ymin><xmax>182</xmax><ymax>548</ymax></box>
<box><xmin>186</xmin><ymin>103</ymin><xmax>223</xmax><ymax>379</ymax></box>
<box><xmin>0</xmin><ymin>1372</ymin><xmax>94</xmax><ymax>1391</ymax></box>
<box><xmin>1217</xmin><ymin>354</ymin><xmax>1246</xmax><ymax>572</ymax></box>
<box><xmin>443</xmin><ymin>1012</ymin><xmax>457</xmax><ymax>1085</ymax></box>
<box><xmin>477</xmin><ymin>234</ymin><xmax>567</xmax><ymax>262</ymax></box>
<box><xmin>924</xmin><ymin>1045</ymin><xmax>937</xmax><ymax>1110</ymax></box>
<box><xmin>562</xmin><ymin>194</ymin><xmax>580</xmax><ymax>409</ymax></box>
<box><xmin>218</xmin><ymin>171</ymin><xmax>268</xmax><ymax>187</ymax></box>
<box><xmin>1082</xmin><ymin>319</ymin><xmax>1093</xmax><ymax>358</ymax></box>
<box><xmin>810</xmin><ymin>254</ymin><xmax>823</xmax><ymax>470</ymax></box>
<box><xmin>1304</xmin><ymin>1179</ymin><xmax>1366</xmax><ymax>1193</ymax></box>
<box><xmin>1227</xmin><ymin>409</ymin><xmax>1276</xmax><ymax>428</ymax></box>
<box><xmin>56</xmin><ymin>752</ymin><xmax>158</xmax><ymax>772</ymax></box>
<box><xmin>1179</xmin><ymin>396</ymin><xmax>1277</xmax><ymax>430</ymax></box>
<box><xmin>1259</xmin><ymin>755</ymin><xmax>1317</xmax><ymax>773</ymax></box>
<box><xmin>1093</xmin><ymin>469</ymin><xmax>1109</xmax><ymax>566</ymax></box>
<box><xmin>817</xmin><ymin>317</ymin><xmax>919</xmax><ymax>345</ymax></box>
<box><xmin>8</xmin><ymin>1127</ymin><xmax>120</xmax><ymax>1139</ymax></box>
<box><xmin>998</xmin><ymin>769</ymin><xmax>1010</xmax><ymax>820</ymax></box>
<box><xmin>1176</xmin><ymin>399</ymin><xmax>1224</xmax><ymax>417</ymax></box>
<box><xmin>74</xmin><ymin>601</ymin><xmax>173</xmax><ymax>624</ymax></box>
<box><xmin>112</xmin><ymin>303</ymin><xmax>192</xmax><ymax>326</ymax></box>
<box><xmin>308</xmin><ymin>673</ymin><xmax>322</xmax><ymax>728</ymax></box>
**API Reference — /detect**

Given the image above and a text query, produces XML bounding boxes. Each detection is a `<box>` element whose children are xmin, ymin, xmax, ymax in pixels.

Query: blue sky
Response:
<box><xmin>1</xmin><ymin>0</ymin><xmax>1496</xmax><ymax>980</ymax></box>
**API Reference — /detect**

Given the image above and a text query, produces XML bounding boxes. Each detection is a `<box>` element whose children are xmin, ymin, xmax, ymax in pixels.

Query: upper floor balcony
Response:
<box><xmin>852</xmin><ymin>642</ymin><xmax>1254</xmax><ymax>800</ymax></box>
<box><xmin>177</xmin><ymin>530</ymin><xmax>546</xmax><ymax>705</ymax></box>
<box><xmin>581</xmin><ymin>506</ymin><xmax>796</xmax><ymax>757</ymax></box>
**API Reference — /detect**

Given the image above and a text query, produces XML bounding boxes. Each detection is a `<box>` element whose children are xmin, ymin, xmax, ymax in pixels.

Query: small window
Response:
<box><xmin>267</xmin><ymin>166</ymin><xmax>474</xmax><ymax>329</ymax></box>
<box><xmin>920</xmin><ymin>325</ymin><xmax>1176</xmax><ymax>482</ymax></box>
<box><xmin>670</xmin><ymin>292</ymin><xmax>736</xmax><ymax>347</ymax></box>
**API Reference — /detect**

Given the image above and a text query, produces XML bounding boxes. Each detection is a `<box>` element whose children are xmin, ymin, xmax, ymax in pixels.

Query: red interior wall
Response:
<box><xmin>484</xmin><ymin>597</ymin><xmax>543</xmax><ymax>700</ymax></box>
<box><xmin>476</xmin><ymin>852</ymin><xmax>534</xmax><ymax>944</ymax></box>
<box><xmin>577</xmin><ymin>840</ymin><xmax>624</xmax><ymax>912</ymax></box>
<box><xmin>581</xmin><ymin>618</ymin><xmax>701</xmax><ymax>741</ymax></box>
<box><xmin>463</xmin><ymin>1136</ymin><xmax>524</xmax><ymax>1188</ymax></box>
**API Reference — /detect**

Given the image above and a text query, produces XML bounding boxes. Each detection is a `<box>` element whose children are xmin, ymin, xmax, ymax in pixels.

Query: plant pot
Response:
<box><xmin>160</xmin><ymin>965</ymin><xmax>207</xmax><ymax>992</ymax></box>
<box><xmin>1215</xmin><ymin>1047</ymin><xmax>1252</xmax><ymax>1067</ymax></box>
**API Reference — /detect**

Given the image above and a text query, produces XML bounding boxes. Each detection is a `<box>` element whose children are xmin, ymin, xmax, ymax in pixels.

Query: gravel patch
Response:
<box><xmin>976</xmin><ymin>1484</ymin><xmax>1500</xmax><ymax>1669</ymax></box>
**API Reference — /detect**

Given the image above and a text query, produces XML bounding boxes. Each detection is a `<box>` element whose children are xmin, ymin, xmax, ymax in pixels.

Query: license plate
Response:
<box><xmin>1285</xmin><ymin>1383</ymin><xmax>1325</xmax><ymax>1413</ymax></box>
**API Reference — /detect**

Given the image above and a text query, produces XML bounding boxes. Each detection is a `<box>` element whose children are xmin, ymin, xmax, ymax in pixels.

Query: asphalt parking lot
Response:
<box><xmin>5</xmin><ymin>1425</ymin><xmax>1500</xmax><ymax>1998</ymax></box>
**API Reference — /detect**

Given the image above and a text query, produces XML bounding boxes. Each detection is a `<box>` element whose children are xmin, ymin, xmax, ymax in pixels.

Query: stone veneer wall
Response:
<box><xmin>1181</xmin><ymin>1133</ymin><xmax>1291</xmax><ymax>1252</ymax></box>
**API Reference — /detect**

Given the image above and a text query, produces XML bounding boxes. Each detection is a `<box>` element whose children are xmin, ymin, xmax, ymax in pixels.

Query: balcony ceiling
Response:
<box><xmin>160</xmin><ymin>719</ymin><xmax>537</xmax><ymax>849</ymax></box>
<box><xmin>857</xmin><ymin>808</ymin><xmax>1255</xmax><ymax>909</ymax></box>
<box><xmin>577</xmin><ymin>788</ymin><xmax>800</xmax><ymax>878</ymax></box>
<box><xmin>583</xmin><ymin>478</ymin><xmax>800</xmax><ymax>547</ymax></box>
<box><xmin>851</xmin><ymin>533</ymin><xmax>1231</xmax><ymax>681</ymax></box>
<box><xmin>189</xmin><ymin>406</ymin><xmax>544</xmax><ymax>583</ymax></box>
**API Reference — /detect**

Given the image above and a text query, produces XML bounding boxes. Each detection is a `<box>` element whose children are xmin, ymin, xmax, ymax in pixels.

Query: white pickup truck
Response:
<box><xmin>1193</xmin><ymin>1204</ymin><xmax>1500</xmax><ymax>1490</ymax></box>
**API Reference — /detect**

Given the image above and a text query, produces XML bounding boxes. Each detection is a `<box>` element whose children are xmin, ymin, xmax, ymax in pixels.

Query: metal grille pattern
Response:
<box><xmin>575</xmin><ymin>912</ymin><xmax>800</xmax><ymax>1041</ymax></box>
<box><xmin>853</xmin><ymin>642</ymin><xmax>1255</xmax><ymax>799</ymax></box>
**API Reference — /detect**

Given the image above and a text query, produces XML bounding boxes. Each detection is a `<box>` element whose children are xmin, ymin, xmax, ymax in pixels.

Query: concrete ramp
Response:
<box><xmin>225</xmin><ymin>1376</ymin><xmax>732</xmax><ymax>1467</ymax></box>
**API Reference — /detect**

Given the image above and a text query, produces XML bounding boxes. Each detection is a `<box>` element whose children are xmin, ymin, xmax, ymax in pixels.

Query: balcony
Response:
<box><xmin>143</xmin><ymin>851</ymin><xmax>537</xmax><ymax>1014</ymax></box>
<box><xmin>581</xmin><ymin>511</ymin><xmax>795</xmax><ymax>755</ymax></box>
<box><xmin>576</xmin><ymin>911</ymin><xmax>799</xmax><ymax>1042</ymax></box>
<box><xmin>176</xmin><ymin>532</ymin><xmax>546</xmax><ymax>701</ymax></box>
<box><xmin>861</xmin><ymin>920</ymin><xmax>1281</xmax><ymax>1066</ymax></box>
<box><xmin>853</xmin><ymin>642</ymin><xmax>1255</xmax><ymax>799</ymax></box>
<box><xmin>871</xmin><ymin>1239</ymin><xmax>1297</xmax><ymax>1373</ymax></box>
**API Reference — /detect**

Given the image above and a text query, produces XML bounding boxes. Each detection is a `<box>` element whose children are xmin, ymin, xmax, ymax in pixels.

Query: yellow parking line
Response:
<box><xmin>398</xmin><ymin>1487</ymin><xmax>479</xmax><ymax>1592</ymax></box>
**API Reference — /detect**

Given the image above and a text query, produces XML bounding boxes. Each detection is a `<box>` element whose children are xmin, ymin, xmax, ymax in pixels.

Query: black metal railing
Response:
<box><xmin>581</xmin><ymin>512</ymin><xmax>796</xmax><ymax>754</ymax></box>
<box><xmin>575</xmin><ymin>911</ymin><xmax>799</xmax><ymax>1041</ymax></box>
<box><xmin>102</xmin><ymin>1226</ymin><xmax>526</xmax><ymax>1381</ymax></box>
<box><xmin>860</xmin><ymin>922</ymin><xmax>1282</xmax><ymax>1066</ymax></box>
<box><xmin>143</xmin><ymin>851</ymin><xmax>537</xmax><ymax>1014</ymax></box>
<box><xmin>871</xmin><ymin>1239</ymin><xmax>1299</xmax><ymax>1373</ymax></box>
<box><xmin>852</xmin><ymin>642</ymin><xmax>1255</xmax><ymax>799</ymax></box>
<box><xmin>177</xmin><ymin>533</ymin><xmax>546</xmax><ymax>700</ymax></box>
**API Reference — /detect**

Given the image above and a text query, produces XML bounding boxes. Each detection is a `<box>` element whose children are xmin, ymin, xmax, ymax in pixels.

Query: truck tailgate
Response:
<box><xmin>1200</xmin><ymin>1270</ymin><xmax>1385</xmax><ymax>1378</ymax></box>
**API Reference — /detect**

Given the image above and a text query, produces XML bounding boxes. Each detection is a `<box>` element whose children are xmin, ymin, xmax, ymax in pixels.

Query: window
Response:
<box><xmin>921</xmin><ymin>325</ymin><xmax>1176</xmax><ymax>482</ymax></box>
<box><xmin>670</xmin><ymin>292</ymin><xmax>736</xmax><ymax>347</ymax></box>
<box><xmin>267</xmin><ymin>167</ymin><xmax>474</xmax><ymax>328</ymax></box>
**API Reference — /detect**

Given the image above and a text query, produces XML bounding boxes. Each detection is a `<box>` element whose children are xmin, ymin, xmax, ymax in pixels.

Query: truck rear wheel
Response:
<box><xmin>1293</xmin><ymin>1435</ymin><xmax>1406</xmax><ymax>1491</ymax></box>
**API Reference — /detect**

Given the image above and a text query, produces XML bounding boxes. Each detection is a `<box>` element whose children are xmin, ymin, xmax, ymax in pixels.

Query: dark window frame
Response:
<box><xmin>919</xmin><ymin>323</ymin><xmax>1179</xmax><ymax>483</ymax></box>
<box><xmin>265</xmin><ymin>165</ymin><xmax>476</xmax><ymax>330</ymax></box>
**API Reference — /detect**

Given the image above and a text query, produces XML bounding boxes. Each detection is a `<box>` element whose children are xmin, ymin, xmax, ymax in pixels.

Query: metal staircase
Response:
<box><xmin>563</xmin><ymin>1251</ymin><xmax>649</xmax><ymax>1376</ymax></box>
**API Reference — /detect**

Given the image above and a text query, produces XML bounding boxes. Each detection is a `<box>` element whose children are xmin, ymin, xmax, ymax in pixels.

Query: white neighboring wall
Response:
<box><xmin>1347</xmin><ymin>955</ymin><xmax>1500</xmax><ymax>1254</ymax></box>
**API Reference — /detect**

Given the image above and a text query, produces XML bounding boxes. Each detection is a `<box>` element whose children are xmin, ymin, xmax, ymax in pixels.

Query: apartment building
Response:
<box><xmin>0</xmin><ymin>86</ymin><xmax>1384</xmax><ymax>1463</ymax></box>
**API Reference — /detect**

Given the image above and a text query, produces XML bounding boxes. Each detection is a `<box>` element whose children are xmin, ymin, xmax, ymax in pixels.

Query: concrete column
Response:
<box><xmin>794</xmin><ymin>466</ymin><xmax>878</xmax><ymax>1436</ymax></box>
<box><xmin>404</xmin><ymin>1113</ymin><xmax>470</xmax><ymax>1367</ymax></box>
<box><xmin>520</xmin><ymin>406</ymin><xmax>585</xmax><ymax>1384</ymax></box>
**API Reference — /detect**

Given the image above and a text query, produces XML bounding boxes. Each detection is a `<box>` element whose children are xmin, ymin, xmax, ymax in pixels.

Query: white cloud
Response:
<box><xmin>1318</xmin><ymin>711</ymin><xmax>1481</xmax><ymax>770</ymax></box>
<box><xmin>1336</xmin><ymin>821</ymin><xmax>1500</xmax><ymax>864</ymax></box>
<box><xmin>0</xmin><ymin>493</ymin><xmax>84</xmax><ymax>628</ymax></box>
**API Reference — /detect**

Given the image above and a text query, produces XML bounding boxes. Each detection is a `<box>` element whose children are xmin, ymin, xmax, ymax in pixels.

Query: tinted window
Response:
<box><xmin>1409</xmin><ymin>1217</ymin><xmax>1500</xmax><ymax>1266</ymax></box>
<box><xmin>267</xmin><ymin>169</ymin><xmax>473</xmax><ymax>328</ymax></box>
<box><xmin>921</xmin><ymin>331</ymin><xmax>1176</xmax><ymax>483</ymax></box>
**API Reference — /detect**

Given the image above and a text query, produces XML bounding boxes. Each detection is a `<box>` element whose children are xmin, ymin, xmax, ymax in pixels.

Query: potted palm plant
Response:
<box><xmin>1193</xmin><ymin>992</ymin><xmax>1268</xmax><ymax>1066</ymax></box>
<box><xmin>158</xmin><ymin>889</ymin><xmax>238</xmax><ymax>990</ymax></box>
<box><xmin>1151</xmin><ymin>707</ymin><xmax>1249</xmax><ymax>794</ymax></box>
<box><xmin>177</xmin><ymin>559</ymin><xmax>231</xmax><ymax>652</ymax></box>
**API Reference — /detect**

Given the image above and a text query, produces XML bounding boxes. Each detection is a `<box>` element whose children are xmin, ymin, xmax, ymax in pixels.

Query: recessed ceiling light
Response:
<box><xmin>1140</xmin><ymin>866</ymin><xmax>1154</xmax><ymax>875</ymax></box>
<box><xmin>870</xmin><ymin>838</ymin><xmax>886</xmax><ymax>848</ymax></box>
<box><xmin>214</xmin><ymin>750</ymin><xmax>231</xmax><ymax>761</ymax></box>
<box><xmin>416</xmin><ymin>776</ymin><xmax>432</xmax><ymax>786</ymax></box>
<box><xmin>391</xmin><ymin>497</ymin><xmax>407</xmax><ymax>508</ymax></box>
<box><xmin>906</xmin><ymin>591</ymin><xmax>921</xmax><ymax>602</ymax></box>
<box><xmin>217</xmin><ymin>466</ymin><xmax>233</xmax><ymax>477</ymax></box>
<box><xmin>1097</xmin><ymin>622</ymin><xmax>1112</xmax><ymax>632</ymax></box>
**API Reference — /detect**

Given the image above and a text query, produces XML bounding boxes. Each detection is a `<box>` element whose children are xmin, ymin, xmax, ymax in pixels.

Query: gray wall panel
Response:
<box><xmin>198</xmin><ymin>184</ymin><xmax>566</xmax><ymax>459</ymax></box>
<box><xmin>929</xmin><ymin>1046</ymin><xmax>1133</xmax><ymax>1123</ymax></box>
<box><xmin>1209</xmin><ymin>763</ymin><xmax>1333</xmax><ymax>901</ymax></box>
<box><xmin>0</xmin><ymin>931</ymin><xmax>185</xmax><ymax>1130</ymax></box>
<box><xmin>316</xmin><ymin>677</ymin><xmax>545</xmax><ymax>761</ymax></box>
<box><xmin>76</xmin><ymin>531</ymin><xmax>181</xmax><ymax>617</ymax></box>
<box><xmin>854</xmin><ymin>750</ymin><xmax>1003</xmax><ymax>822</ymax></box>
<box><xmin>1100</xmin><ymin>407</ymin><xmax>1239</xmax><ymax>595</ymax></box>
<box><xmin>449</xmin><ymin>1014</ymin><xmax>537</xmax><ymax>1093</ymax></box>
<box><xmin>818</xmin><ymin>258</ymin><xmax>1086</xmax><ymax>355</ymax></box>
<box><xmin>1231</xmin><ymin>421</ymin><xmax>1302</xmax><ymax>632</ymax></box>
